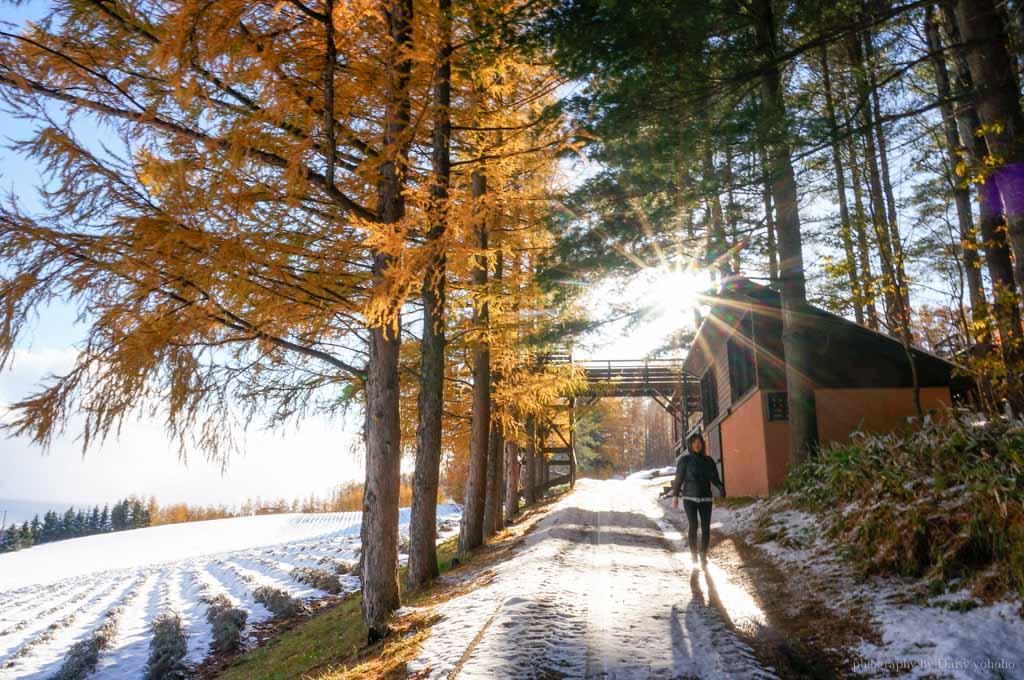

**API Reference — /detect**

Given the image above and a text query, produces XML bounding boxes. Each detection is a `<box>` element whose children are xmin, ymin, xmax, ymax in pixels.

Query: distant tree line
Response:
<box><xmin>1</xmin><ymin>496</ymin><xmax>153</xmax><ymax>553</ymax></box>
<box><xmin>574</xmin><ymin>398</ymin><xmax>677</xmax><ymax>478</ymax></box>
<box><xmin>1</xmin><ymin>477</ymin><xmax>422</xmax><ymax>553</ymax></box>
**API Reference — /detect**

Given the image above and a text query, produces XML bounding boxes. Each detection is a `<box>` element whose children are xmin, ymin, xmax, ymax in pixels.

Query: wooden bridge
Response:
<box><xmin>529</xmin><ymin>357</ymin><xmax>702</xmax><ymax>498</ymax></box>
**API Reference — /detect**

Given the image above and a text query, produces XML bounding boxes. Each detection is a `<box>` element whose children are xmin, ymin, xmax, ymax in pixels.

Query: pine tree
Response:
<box><xmin>41</xmin><ymin>510</ymin><xmax>59</xmax><ymax>543</ymax></box>
<box><xmin>62</xmin><ymin>507</ymin><xmax>75</xmax><ymax>539</ymax></box>
<box><xmin>111</xmin><ymin>501</ymin><xmax>127</xmax><ymax>532</ymax></box>
<box><xmin>19</xmin><ymin>521</ymin><xmax>32</xmax><ymax>548</ymax></box>
<box><xmin>2</xmin><ymin>526</ymin><xmax>19</xmax><ymax>551</ymax></box>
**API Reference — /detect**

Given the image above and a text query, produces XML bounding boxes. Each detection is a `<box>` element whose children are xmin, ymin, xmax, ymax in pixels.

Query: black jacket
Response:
<box><xmin>672</xmin><ymin>452</ymin><xmax>724</xmax><ymax>499</ymax></box>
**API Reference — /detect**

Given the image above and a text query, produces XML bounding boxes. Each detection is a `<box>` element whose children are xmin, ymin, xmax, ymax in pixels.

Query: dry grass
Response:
<box><xmin>786</xmin><ymin>411</ymin><xmax>1024</xmax><ymax>600</ymax></box>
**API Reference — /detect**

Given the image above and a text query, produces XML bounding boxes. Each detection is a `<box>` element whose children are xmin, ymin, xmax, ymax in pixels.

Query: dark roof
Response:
<box><xmin>684</xmin><ymin>277</ymin><xmax>971</xmax><ymax>392</ymax></box>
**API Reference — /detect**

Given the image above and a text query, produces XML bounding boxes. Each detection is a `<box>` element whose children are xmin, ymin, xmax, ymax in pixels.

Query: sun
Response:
<box><xmin>579</xmin><ymin>263</ymin><xmax>712</xmax><ymax>358</ymax></box>
<box><xmin>618</xmin><ymin>264</ymin><xmax>712</xmax><ymax>354</ymax></box>
<box><xmin>639</xmin><ymin>265</ymin><xmax>710</xmax><ymax>315</ymax></box>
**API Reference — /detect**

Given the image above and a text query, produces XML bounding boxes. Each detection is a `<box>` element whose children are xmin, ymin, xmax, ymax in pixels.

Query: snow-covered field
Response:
<box><xmin>0</xmin><ymin>505</ymin><xmax>461</xmax><ymax>679</ymax></box>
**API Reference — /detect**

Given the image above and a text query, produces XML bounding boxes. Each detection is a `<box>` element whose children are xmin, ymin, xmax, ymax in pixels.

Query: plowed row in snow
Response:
<box><xmin>0</xmin><ymin>506</ymin><xmax>460</xmax><ymax>679</ymax></box>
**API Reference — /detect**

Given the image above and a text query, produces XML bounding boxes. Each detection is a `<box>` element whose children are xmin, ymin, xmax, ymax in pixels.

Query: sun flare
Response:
<box><xmin>589</xmin><ymin>264</ymin><xmax>713</xmax><ymax>357</ymax></box>
<box><xmin>638</xmin><ymin>266</ymin><xmax>711</xmax><ymax>316</ymax></box>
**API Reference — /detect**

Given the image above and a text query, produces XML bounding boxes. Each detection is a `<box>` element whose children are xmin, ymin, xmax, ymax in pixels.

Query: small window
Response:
<box><xmin>700</xmin><ymin>369</ymin><xmax>719</xmax><ymax>425</ymax></box>
<box><xmin>727</xmin><ymin>316</ymin><xmax>756</xmax><ymax>401</ymax></box>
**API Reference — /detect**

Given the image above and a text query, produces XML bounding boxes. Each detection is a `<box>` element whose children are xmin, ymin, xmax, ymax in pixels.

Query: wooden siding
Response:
<box><xmin>752</xmin><ymin>307</ymin><xmax>786</xmax><ymax>391</ymax></box>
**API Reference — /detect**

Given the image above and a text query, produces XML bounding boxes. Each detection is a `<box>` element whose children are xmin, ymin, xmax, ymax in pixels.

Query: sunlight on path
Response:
<box><xmin>411</xmin><ymin>479</ymin><xmax>774</xmax><ymax>679</ymax></box>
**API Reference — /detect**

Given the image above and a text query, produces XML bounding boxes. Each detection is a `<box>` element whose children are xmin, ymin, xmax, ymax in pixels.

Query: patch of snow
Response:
<box><xmin>625</xmin><ymin>466</ymin><xmax>676</xmax><ymax>481</ymax></box>
<box><xmin>855</xmin><ymin>597</ymin><xmax>1022</xmax><ymax>679</ymax></box>
<box><xmin>90</xmin><ymin>570</ymin><xmax>164</xmax><ymax>680</ymax></box>
<box><xmin>715</xmin><ymin>496</ymin><xmax>1024</xmax><ymax>680</ymax></box>
<box><xmin>167</xmin><ymin>568</ymin><xmax>212</xmax><ymax>666</ymax></box>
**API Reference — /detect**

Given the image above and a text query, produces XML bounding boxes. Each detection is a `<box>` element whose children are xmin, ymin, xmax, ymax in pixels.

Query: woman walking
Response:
<box><xmin>672</xmin><ymin>432</ymin><xmax>724</xmax><ymax>565</ymax></box>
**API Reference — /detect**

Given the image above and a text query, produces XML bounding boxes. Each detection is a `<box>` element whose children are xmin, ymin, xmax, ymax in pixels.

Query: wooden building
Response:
<box><xmin>682</xmin><ymin>277</ymin><xmax>971</xmax><ymax>497</ymax></box>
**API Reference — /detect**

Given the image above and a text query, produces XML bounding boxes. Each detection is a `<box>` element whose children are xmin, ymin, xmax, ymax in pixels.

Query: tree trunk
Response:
<box><xmin>757</xmin><ymin>148</ymin><xmax>778</xmax><ymax>284</ymax></box>
<box><xmin>865</xmin><ymin>34</ymin><xmax>918</xmax><ymax>411</ymax></box>
<box><xmin>679</xmin><ymin>165</ymin><xmax>697</xmax><ymax>239</ymax></box>
<box><xmin>953</xmin><ymin>0</ymin><xmax>1024</xmax><ymax>295</ymax></box>
<box><xmin>483</xmin><ymin>249</ymin><xmax>505</xmax><ymax>536</ymax></box>
<box><xmin>483</xmin><ymin>418</ymin><xmax>504</xmax><ymax>535</ymax></box>
<box><xmin>504</xmin><ymin>439</ymin><xmax>520</xmax><ymax>521</ymax></box>
<box><xmin>946</xmin><ymin>0</ymin><xmax>1024</xmax><ymax>413</ymax></box>
<box><xmin>459</xmin><ymin>170</ymin><xmax>490</xmax><ymax>554</ymax></box>
<box><xmin>702</xmin><ymin>144</ymin><xmax>732</xmax><ymax>276</ymax></box>
<box><xmin>863</xmin><ymin>26</ymin><xmax>909</xmax><ymax>315</ymax></box>
<box><xmin>840</xmin><ymin>104</ymin><xmax>880</xmax><ymax>330</ymax></box>
<box><xmin>361</xmin><ymin>0</ymin><xmax>412</xmax><ymax>643</ymax></box>
<box><xmin>540</xmin><ymin>426</ymin><xmax>549</xmax><ymax>486</ymax></box>
<box><xmin>849</xmin><ymin>33</ymin><xmax>902</xmax><ymax>334</ymax></box>
<box><xmin>523</xmin><ymin>415</ymin><xmax>537</xmax><ymax>504</ymax></box>
<box><xmin>925</xmin><ymin>7</ymin><xmax>990</xmax><ymax>343</ymax></box>
<box><xmin>725</xmin><ymin>145</ymin><xmax>742</xmax><ymax>273</ymax></box>
<box><xmin>407</xmin><ymin>0</ymin><xmax>450</xmax><ymax>591</ymax></box>
<box><xmin>820</xmin><ymin>46</ymin><xmax>865</xmax><ymax>326</ymax></box>
<box><xmin>753</xmin><ymin>0</ymin><xmax>819</xmax><ymax>462</ymax></box>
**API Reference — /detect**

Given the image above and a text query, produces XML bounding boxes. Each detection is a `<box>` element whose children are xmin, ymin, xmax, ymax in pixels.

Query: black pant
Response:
<box><xmin>682</xmin><ymin>499</ymin><xmax>713</xmax><ymax>555</ymax></box>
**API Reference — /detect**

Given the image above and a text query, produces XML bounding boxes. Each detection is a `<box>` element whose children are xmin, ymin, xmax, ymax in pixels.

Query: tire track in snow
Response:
<box><xmin>90</xmin><ymin>569</ymin><xmax>165</xmax><ymax>679</ymax></box>
<box><xmin>0</xmin><ymin>575</ymin><xmax>96</xmax><ymax>629</ymax></box>
<box><xmin>203</xmin><ymin>560</ymin><xmax>270</xmax><ymax>623</ymax></box>
<box><xmin>0</xmin><ymin>577</ymin><xmax>103</xmax><ymax>643</ymax></box>
<box><xmin>222</xmin><ymin>557</ymin><xmax>324</xmax><ymax>600</ymax></box>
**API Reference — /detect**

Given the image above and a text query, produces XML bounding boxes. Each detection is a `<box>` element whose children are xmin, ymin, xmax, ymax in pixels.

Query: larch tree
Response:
<box><xmin>0</xmin><ymin>0</ymin><xmax>426</xmax><ymax>640</ymax></box>
<box><xmin>407</xmin><ymin>0</ymin><xmax>452</xmax><ymax>591</ymax></box>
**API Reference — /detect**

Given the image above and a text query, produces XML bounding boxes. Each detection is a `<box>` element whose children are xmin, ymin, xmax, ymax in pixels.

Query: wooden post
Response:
<box><xmin>523</xmin><ymin>415</ymin><xmax>536</xmax><ymax>504</ymax></box>
<box><xmin>569</xmin><ymin>397</ymin><xmax>577</xmax><ymax>487</ymax></box>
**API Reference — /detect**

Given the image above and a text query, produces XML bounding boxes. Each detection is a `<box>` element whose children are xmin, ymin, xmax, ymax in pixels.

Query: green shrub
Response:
<box><xmin>203</xmin><ymin>594</ymin><xmax>248</xmax><ymax>654</ymax></box>
<box><xmin>145</xmin><ymin>612</ymin><xmax>188</xmax><ymax>679</ymax></box>
<box><xmin>253</xmin><ymin>586</ymin><xmax>302</xmax><ymax>618</ymax></box>
<box><xmin>786</xmin><ymin>412</ymin><xmax>1024</xmax><ymax>599</ymax></box>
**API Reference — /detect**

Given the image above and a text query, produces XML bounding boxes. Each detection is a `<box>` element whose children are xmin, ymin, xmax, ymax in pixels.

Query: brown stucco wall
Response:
<box><xmin>719</xmin><ymin>391</ymin><xmax>770</xmax><ymax>497</ymax></box>
<box><xmin>814</xmin><ymin>387</ymin><xmax>952</xmax><ymax>445</ymax></box>
<box><xmin>715</xmin><ymin>386</ymin><xmax>950</xmax><ymax>498</ymax></box>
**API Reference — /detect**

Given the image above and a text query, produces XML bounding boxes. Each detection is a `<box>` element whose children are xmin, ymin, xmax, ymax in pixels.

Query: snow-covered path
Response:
<box><xmin>411</xmin><ymin>478</ymin><xmax>773</xmax><ymax>679</ymax></box>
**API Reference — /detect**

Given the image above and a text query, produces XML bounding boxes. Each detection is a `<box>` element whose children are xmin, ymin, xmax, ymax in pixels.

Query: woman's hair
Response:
<box><xmin>687</xmin><ymin>432</ymin><xmax>706</xmax><ymax>453</ymax></box>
